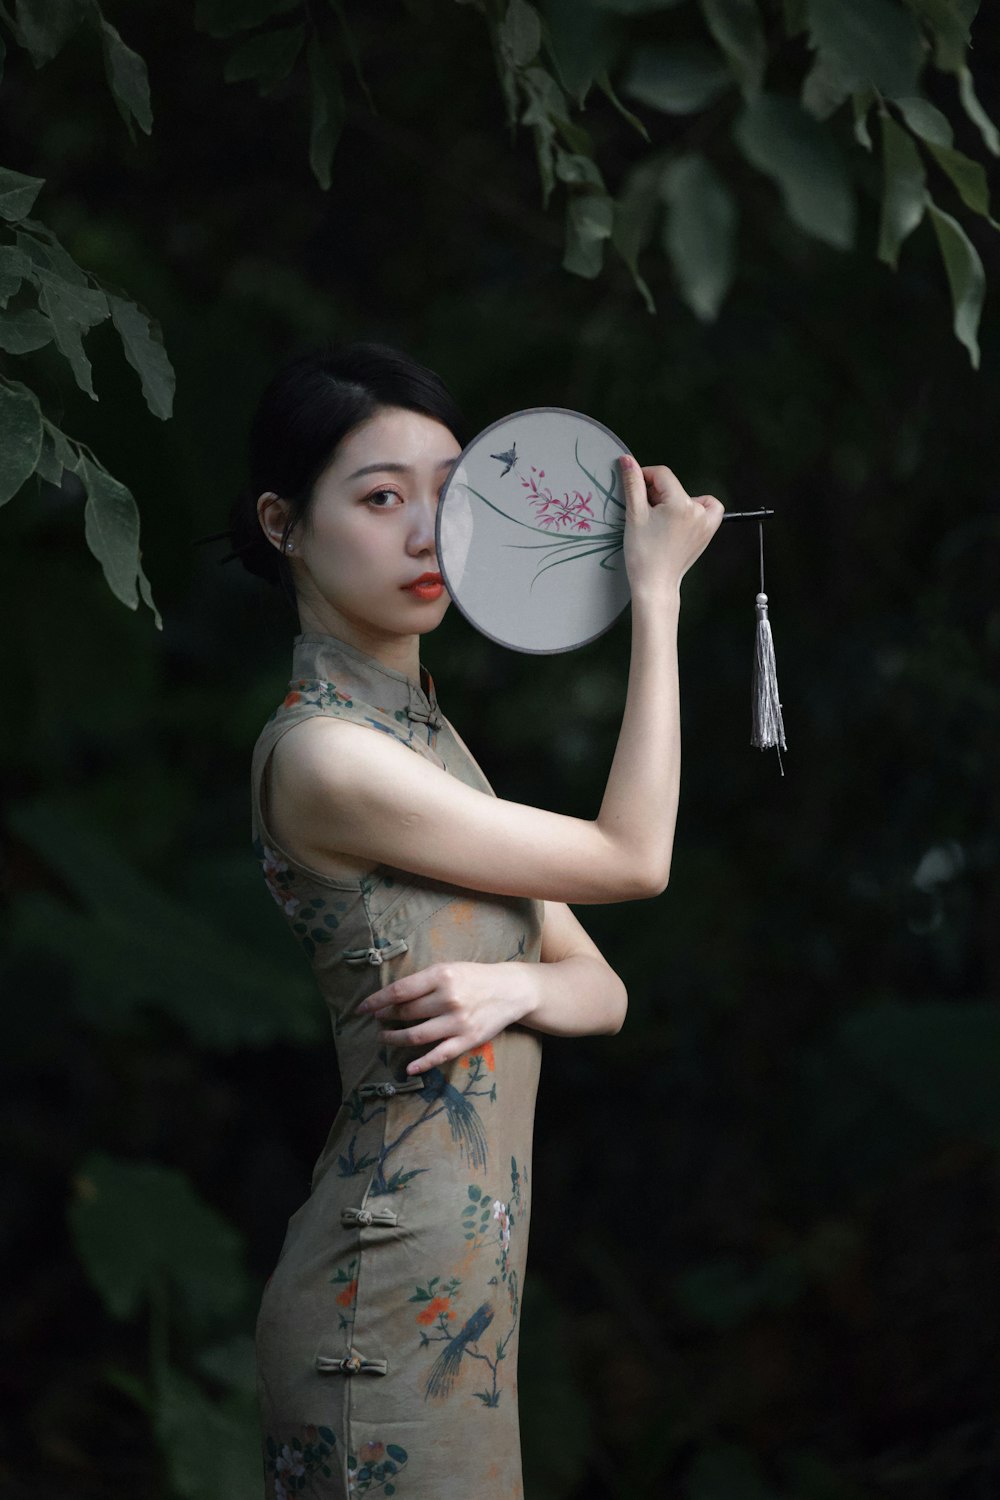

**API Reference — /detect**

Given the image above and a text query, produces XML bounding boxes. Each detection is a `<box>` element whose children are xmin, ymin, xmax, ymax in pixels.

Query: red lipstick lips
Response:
<box><xmin>403</xmin><ymin>571</ymin><xmax>445</xmax><ymax>602</ymax></box>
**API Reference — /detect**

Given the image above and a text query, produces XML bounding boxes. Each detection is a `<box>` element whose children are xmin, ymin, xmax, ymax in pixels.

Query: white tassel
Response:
<box><xmin>751</xmin><ymin>591</ymin><xmax>786</xmax><ymax>769</ymax></box>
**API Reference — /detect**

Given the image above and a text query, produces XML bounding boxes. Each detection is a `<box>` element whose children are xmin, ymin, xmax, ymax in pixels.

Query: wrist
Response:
<box><xmin>507</xmin><ymin>962</ymin><xmax>541</xmax><ymax>1026</ymax></box>
<box><xmin>629</xmin><ymin>580</ymin><xmax>682</xmax><ymax>615</ymax></box>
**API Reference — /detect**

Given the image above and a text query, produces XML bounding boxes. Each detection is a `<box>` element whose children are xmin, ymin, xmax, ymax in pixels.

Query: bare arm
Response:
<box><xmin>359</xmin><ymin>900</ymin><xmax>627</xmax><ymax>1073</ymax></box>
<box><xmin>268</xmin><ymin>459</ymin><xmax>723</xmax><ymax>907</ymax></box>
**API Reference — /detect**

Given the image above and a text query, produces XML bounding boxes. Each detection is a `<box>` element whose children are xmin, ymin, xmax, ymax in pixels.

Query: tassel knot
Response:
<box><xmin>751</xmin><ymin>591</ymin><xmax>786</xmax><ymax>764</ymax></box>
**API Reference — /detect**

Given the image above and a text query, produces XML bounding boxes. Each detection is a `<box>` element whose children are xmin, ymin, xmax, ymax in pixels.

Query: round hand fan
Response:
<box><xmin>436</xmin><ymin>406</ymin><xmax>633</xmax><ymax>654</ymax></box>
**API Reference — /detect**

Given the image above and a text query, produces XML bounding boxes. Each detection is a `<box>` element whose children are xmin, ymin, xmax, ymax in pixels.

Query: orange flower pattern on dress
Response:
<box><xmin>330</xmin><ymin>1258</ymin><xmax>359</xmax><ymax>1334</ymax></box>
<box><xmin>416</xmin><ymin>1294</ymin><xmax>456</xmax><ymax>1325</ymax></box>
<box><xmin>460</xmin><ymin>1042</ymin><xmax>495</xmax><ymax>1072</ymax></box>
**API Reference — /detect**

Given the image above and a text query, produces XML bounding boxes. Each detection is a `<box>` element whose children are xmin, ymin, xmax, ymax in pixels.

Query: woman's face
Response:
<box><xmin>278</xmin><ymin>406</ymin><xmax>462</xmax><ymax>649</ymax></box>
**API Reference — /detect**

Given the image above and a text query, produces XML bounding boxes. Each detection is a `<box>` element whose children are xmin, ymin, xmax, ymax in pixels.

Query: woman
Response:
<box><xmin>230</xmin><ymin>341</ymin><xmax>723</xmax><ymax>1498</ymax></box>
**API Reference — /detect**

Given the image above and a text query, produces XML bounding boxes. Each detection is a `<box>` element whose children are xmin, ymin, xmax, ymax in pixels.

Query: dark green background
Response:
<box><xmin>2</xmin><ymin>3</ymin><xmax>998</xmax><ymax>1496</ymax></box>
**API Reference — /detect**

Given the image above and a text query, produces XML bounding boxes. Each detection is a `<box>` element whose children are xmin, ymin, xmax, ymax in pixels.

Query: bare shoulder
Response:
<box><xmin>270</xmin><ymin>713</ymin><xmax>416</xmax><ymax>794</ymax></box>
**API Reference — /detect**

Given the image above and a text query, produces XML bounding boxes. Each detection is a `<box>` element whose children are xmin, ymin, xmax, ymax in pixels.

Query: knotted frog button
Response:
<box><xmin>341</xmin><ymin>1355</ymin><xmax>363</xmax><ymax>1374</ymax></box>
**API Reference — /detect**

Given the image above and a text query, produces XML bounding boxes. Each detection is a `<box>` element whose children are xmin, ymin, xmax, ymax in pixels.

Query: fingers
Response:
<box><xmin>619</xmin><ymin>455</ymin><xmax>697</xmax><ymax>519</ymax></box>
<box><xmin>359</xmin><ymin>966</ymin><xmax>444</xmax><ymax>1015</ymax></box>
<box><xmin>640</xmin><ymin>464</ymin><xmax>691</xmax><ymax>508</ymax></box>
<box><xmin>691</xmin><ymin>493</ymin><xmax>726</xmax><ymax>534</ymax></box>
<box><xmin>618</xmin><ymin>455</ymin><xmax>645</xmax><ymax>526</ymax></box>
<box><xmin>377</xmin><ymin>1012</ymin><xmax>457</xmax><ymax>1048</ymax></box>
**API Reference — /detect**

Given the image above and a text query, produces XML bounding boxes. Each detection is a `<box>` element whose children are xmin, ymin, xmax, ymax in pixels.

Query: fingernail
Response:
<box><xmin>618</xmin><ymin>455</ymin><xmax>633</xmax><ymax>470</ymax></box>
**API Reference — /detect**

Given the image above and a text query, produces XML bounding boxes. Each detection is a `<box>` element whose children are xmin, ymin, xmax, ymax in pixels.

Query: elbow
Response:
<box><xmin>625</xmin><ymin>858</ymin><xmax>670</xmax><ymax>901</ymax></box>
<box><xmin>604</xmin><ymin>978</ymin><xmax>629</xmax><ymax>1035</ymax></box>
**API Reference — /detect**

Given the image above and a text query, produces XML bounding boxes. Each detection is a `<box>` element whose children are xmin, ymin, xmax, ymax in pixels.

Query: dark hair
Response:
<box><xmin>211</xmin><ymin>340</ymin><xmax>466</xmax><ymax>589</ymax></box>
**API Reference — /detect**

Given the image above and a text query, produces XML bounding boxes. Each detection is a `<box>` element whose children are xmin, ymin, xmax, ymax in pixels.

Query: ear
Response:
<box><xmin>257</xmin><ymin>491</ymin><xmax>295</xmax><ymax>554</ymax></box>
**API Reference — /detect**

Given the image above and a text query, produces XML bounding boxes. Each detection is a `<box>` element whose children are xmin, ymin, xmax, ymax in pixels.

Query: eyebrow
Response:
<box><xmin>347</xmin><ymin>457</ymin><xmax>459</xmax><ymax>480</ymax></box>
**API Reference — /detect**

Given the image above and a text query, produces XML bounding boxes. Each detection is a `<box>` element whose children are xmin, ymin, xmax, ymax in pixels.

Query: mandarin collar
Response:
<box><xmin>291</xmin><ymin>631</ymin><xmax>442</xmax><ymax>731</ymax></box>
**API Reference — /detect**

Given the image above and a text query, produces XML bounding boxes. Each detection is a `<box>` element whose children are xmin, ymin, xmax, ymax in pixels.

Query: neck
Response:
<box><xmin>296</xmin><ymin>602</ymin><xmax>421</xmax><ymax>680</ymax></box>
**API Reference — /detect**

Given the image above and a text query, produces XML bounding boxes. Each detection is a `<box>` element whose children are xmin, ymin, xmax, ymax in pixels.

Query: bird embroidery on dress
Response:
<box><xmin>425</xmin><ymin>1303</ymin><xmax>495</xmax><ymax>1401</ymax></box>
<box><xmin>421</xmin><ymin>1067</ymin><xmax>489</xmax><ymax>1170</ymax></box>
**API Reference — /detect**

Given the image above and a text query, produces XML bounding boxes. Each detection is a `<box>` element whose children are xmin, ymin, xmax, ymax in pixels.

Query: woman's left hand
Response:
<box><xmin>357</xmin><ymin>962</ymin><xmax>537</xmax><ymax>1075</ymax></box>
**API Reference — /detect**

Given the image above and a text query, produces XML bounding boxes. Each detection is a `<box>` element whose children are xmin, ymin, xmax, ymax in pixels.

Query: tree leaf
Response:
<box><xmin>623</xmin><ymin>43</ymin><xmax>732</xmax><ymax>115</ymax></box>
<box><xmin>6</xmin><ymin>798</ymin><xmax>321</xmax><ymax>1047</ymax></box>
<box><xmin>16</xmin><ymin>219</ymin><xmax>88</xmax><ymax>284</ymax></box>
<box><xmin>194</xmin><ymin>0</ymin><xmax>300</xmax><ymax>40</ymax></box>
<box><xmin>520</xmin><ymin>65</ymin><xmax>570</xmax><ymax>206</ymax></box>
<box><xmin>800</xmin><ymin>48</ymin><xmax>854</xmax><ymax>122</ymax></box>
<box><xmin>894</xmin><ymin>95</ymin><xmax>996</xmax><ymax>221</ymax></box>
<box><xmin>660</xmin><ymin>153</ymin><xmax>738</xmax><ymax>320</ymax></box>
<box><xmin>497</xmin><ymin>0</ymin><xmax>542</xmax><ymax>69</ymax></box>
<box><xmin>698</xmin><ymin>0</ymin><xmax>766</xmax><ymax>101</ymax></box>
<box><xmin>563</xmin><ymin>191</ymin><xmax>614</xmax><ymax>278</ymax></box>
<box><xmin>893</xmin><ymin>94</ymin><xmax>953</xmax><ymax>147</ymax></box>
<box><xmin>92</xmin><ymin>12</ymin><xmax>153</xmax><ymax>140</ymax></box>
<box><xmin>0</xmin><ymin>166</ymin><xmax>46</xmax><ymax>222</ymax></box>
<box><xmin>67</xmin><ymin>1151</ymin><xmax>252</xmax><ymax>1327</ymax></box>
<box><xmin>926</xmin><ymin>195</ymin><xmax>985</xmax><ymax>368</ymax></box>
<box><xmin>77</xmin><ymin>453</ymin><xmax>143</xmax><ymax>607</ymax></box>
<box><xmin>107</xmin><ymin>293</ymin><xmax>176</xmax><ymax>420</ymax></box>
<box><xmin>306</xmin><ymin>30</ymin><xmax>345</xmax><ymax>191</ymax></box>
<box><xmin>0</xmin><ymin>305</ymin><xmax>53</xmax><ymax>354</ymax></box>
<box><xmin>901</xmin><ymin>0</ymin><xmax>972</xmax><ymax>70</ymax></box>
<box><xmin>595</xmin><ymin>69</ymin><xmax>650</xmax><ymax>141</ymax></box>
<box><xmin>196</xmin><ymin>1336</ymin><xmax>258</xmax><ymax>1397</ymax></box>
<box><xmin>611</xmin><ymin>157</ymin><xmax>662</xmax><ymax>314</ymax></box>
<box><xmin>223</xmin><ymin>23</ymin><xmax>304</xmax><ymax>86</ymax></box>
<box><xmin>877</xmin><ymin>111</ymin><xmax>926</xmax><ymax>268</ymax></box>
<box><xmin>852</xmin><ymin>86</ymin><xmax>877</xmax><ymax>149</ymax></box>
<box><xmin>554</xmin><ymin>149</ymin><xmax>604</xmax><ymax>186</ymax></box>
<box><xmin>925</xmin><ymin>140</ymin><xmax>994</xmax><ymax>220</ymax></box>
<box><xmin>34</xmin><ymin>421</ymin><xmax>73</xmax><ymax>486</ymax></box>
<box><xmin>956</xmin><ymin>64</ymin><xmax>999</xmax><ymax>157</ymax></box>
<box><xmin>11</xmin><ymin>0</ymin><xmax>84</xmax><ymax>65</ymax></box>
<box><xmin>0</xmin><ymin>243</ymin><xmax>32</xmax><ymax>302</ymax></box>
<box><xmin>804</xmin><ymin>0</ymin><xmax>926</xmax><ymax>101</ymax></box>
<box><xmin>543</xmin><ymin>0</ymin><xmax>617</xmax><ymax>108</ymax></box>
<box><xmin>0</xmin><ymin>379</ymin><xmax>43</xmax><ymax>505</ymax></box>
<box><xmin>33</xmin><ymin>272</ymin><xmax>108</xmax><ymax>398</ymax></box>
<box><xmin>733</xmin><ymin>92</ymin><xmax>856</xmax><ymax>250</ymax></box>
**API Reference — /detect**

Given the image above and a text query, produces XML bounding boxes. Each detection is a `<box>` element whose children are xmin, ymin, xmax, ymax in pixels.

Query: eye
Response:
<box><xmin>365</xmin><ymin>488</ymin><xmax>404</xmax><ymax>509</ymax></box>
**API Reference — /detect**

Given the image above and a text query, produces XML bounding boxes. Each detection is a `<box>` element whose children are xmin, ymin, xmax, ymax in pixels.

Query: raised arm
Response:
<box><xmin>267</xmin><ymin>458</ymin><xmax>723</xmax><ymax>906</ymax></box>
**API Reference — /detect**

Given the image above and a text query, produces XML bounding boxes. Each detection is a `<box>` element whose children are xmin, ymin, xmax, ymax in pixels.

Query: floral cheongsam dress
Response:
<box><xmin>250</xmin><ymin>632</ymin><xmax>544</xmax><ymax>1500</ymax></box>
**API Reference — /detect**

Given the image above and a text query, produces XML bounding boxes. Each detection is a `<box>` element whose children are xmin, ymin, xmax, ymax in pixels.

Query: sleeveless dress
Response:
<box><xmin>250</xmin><ymin>631</ymin><xmax>544</xmax><ymax>1500</ymax></box>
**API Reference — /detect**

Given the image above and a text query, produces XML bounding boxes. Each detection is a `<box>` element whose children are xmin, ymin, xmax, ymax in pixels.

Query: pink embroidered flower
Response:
<box><xmin>492</xmin><ymin>1199</ymin><xmax>511</xmax><ymax>1250</ymax></box>
<box><xmin>260</xmin><ymin>844</ymin><xmax>300</xmax><ymax>917</ymax></box>
<box><xmin>275</xmin><ymin>1443</ymin><xmax>306</xmax><ymax>1496</ymax></box>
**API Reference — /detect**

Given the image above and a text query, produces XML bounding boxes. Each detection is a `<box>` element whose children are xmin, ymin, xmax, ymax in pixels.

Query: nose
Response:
<box><xmin>405</xmin><ymin>492</ymin><xmax>438</xmax><ymax>559</ymax></box>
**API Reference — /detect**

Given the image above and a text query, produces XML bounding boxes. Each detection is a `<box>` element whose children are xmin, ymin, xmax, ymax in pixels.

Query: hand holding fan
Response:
<box><xmin>436</xmin><ymin>406</ymin><xmax>786</xmax><ymax>763</ymax></box>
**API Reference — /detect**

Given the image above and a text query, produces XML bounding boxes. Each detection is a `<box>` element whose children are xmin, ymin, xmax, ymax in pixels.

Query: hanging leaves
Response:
<box><xmin>926</xmin><ymin>197</ymin><xmax>985</xmax><ymax>369</ymax></box>
<box><xmin>877</xmin><ymin>111</ymin><xmax>926</xmax><ymax>269</ymax></box>
<box><xmin>68</xmin><ymin>1151</ymin><xmax>252</xmax><ymax>1328</ymax></box>
<box><xmin>660</xmin><ymin>154</ymin><xmax>739</xmax><ymax>321</ymax></box>
<box><xmin>734</xmin><ymin>92</ymin><xmax>856</xmax><ymax>251</ymax></box>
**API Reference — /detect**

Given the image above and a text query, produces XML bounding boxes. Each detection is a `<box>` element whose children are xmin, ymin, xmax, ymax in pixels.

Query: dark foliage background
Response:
<box><xmin>2</xmin><ymin>2</ymin><xmax>998</xmax><ymax>1497</ymax></box>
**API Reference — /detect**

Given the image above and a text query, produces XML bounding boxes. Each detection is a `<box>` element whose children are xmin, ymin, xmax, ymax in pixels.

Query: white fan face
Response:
<box><xmin>436</xmin><ymin>407</ymin><xmax>633</xmax><ymax>654</ymax></box>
